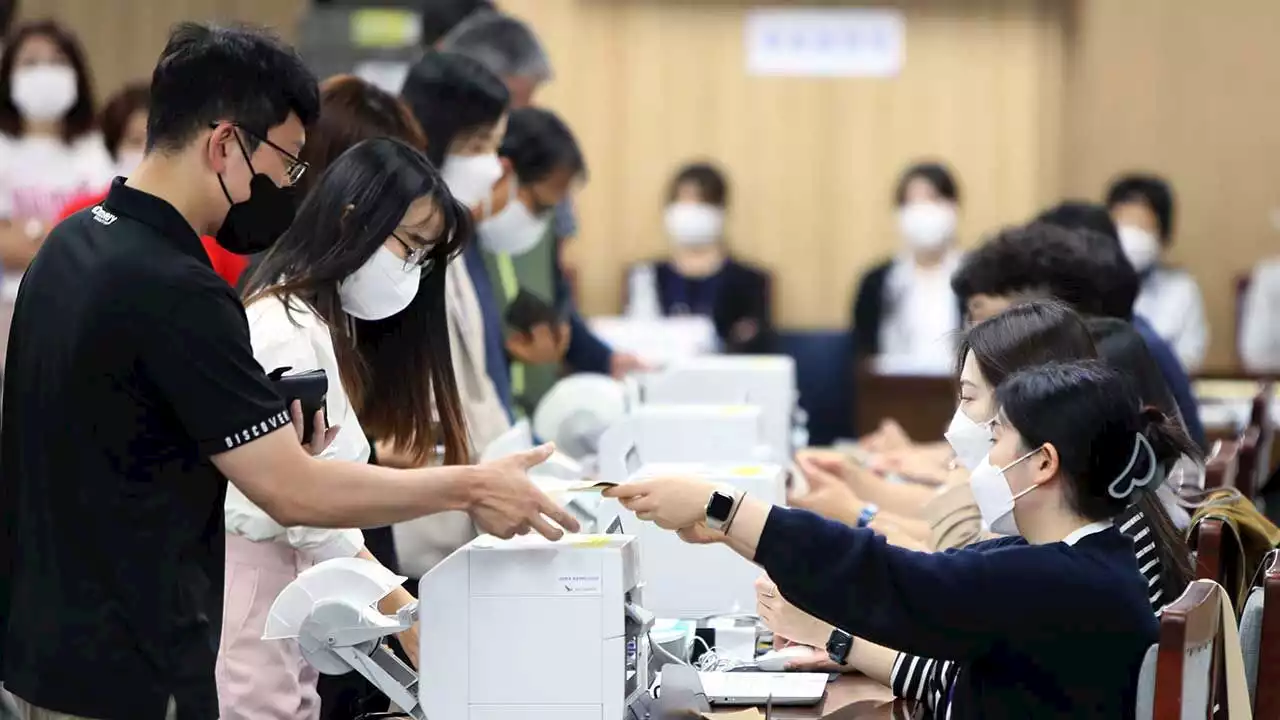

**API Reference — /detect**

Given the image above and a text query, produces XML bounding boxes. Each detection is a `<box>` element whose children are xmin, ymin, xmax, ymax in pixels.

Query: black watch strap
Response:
<box><xmin>826</xmin><ymin>628</ymin><xmax>854</xmax><ymax>665</ymax></box>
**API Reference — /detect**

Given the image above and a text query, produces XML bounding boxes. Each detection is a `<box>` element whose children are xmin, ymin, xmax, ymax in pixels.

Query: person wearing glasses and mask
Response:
<box><xmin>0</xmin><ymin>25</ymin><xmax>576</xmax><ymax>720</ymax></box>
<box><xmin>851</xmin><ymin>161</ymin><xmax>965</xmax><ymax>376</ymax></box>
<box><xmin>477</xmin><ymin>106</ymin><xmax>589</xmax><ymax>416</ymax></box>
<box><xmin>626</xmin><ymin>162</ymin><xmax>774</xmax><ymax>354</ymax></box>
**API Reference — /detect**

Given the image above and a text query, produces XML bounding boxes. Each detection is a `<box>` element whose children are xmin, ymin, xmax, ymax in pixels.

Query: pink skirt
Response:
<box><xmin>216</xmin><ymin>534</ymin><xmax>320</xmax><ymax>720</ymax></box>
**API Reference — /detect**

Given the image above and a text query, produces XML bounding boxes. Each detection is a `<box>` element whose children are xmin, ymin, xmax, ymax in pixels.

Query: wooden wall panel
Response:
<box><xmin>1065</xmin><ymin>0</ymin><xmax>1280</xmax><ymax>370</ymax></box>
<box><xmin>502</xmin><ymin>0</ymin><xmax>1068</xmax><ymax>328</ymax></box>
<box><xmin>23</xmin><ymin>0</ymin><xmax>308</xmax><ymax>108</ymax></box>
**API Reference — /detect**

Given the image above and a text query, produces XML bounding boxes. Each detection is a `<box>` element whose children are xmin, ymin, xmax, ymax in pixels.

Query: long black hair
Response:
<box><xmin>998</xmin><ymin>362</ymin><xmax>1200</xmax><ymax>570</ymax></box>
<box><xmin>244</xmin><ymin>137</ymin><xmax>472</xmax><ymax>466</ymax></box>
<box><xmin>1086</xmin><ymin>316</ymin><xmax>1198</xmax><ymax>598</ymax></box>
<box><xmin>400</xmin><ymin>50</ymin><xmax>508</xmax><ymax>166</ymax></box>
<box><xmin>0</xmin><ymin>20</ymin><xmax>97</xmax><ymax>143</ymax></box>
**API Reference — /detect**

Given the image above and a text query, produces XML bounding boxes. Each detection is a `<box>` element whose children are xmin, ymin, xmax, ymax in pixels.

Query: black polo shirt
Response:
<box><xmin>0</xmin><ymin>180</ymin><xmax>289</xmax><ymax>719</ymax></box>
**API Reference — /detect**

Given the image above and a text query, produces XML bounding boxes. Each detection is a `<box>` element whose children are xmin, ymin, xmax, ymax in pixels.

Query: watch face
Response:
<box><xmin>707</xmin><ymin>491</ymin><xmax>735</xmax><ymax>522</ymax></box>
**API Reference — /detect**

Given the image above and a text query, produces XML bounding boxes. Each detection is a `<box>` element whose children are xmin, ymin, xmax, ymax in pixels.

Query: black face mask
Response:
<box><xmin>214</xmin><ymin>135</ymin><xmax>298</xmax><ymax>255</ymax></box>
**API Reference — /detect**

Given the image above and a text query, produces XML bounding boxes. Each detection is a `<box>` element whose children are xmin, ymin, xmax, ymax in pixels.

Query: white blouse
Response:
<box><xmin>1133</xmin><ymin>267</ymin><xmax>1208</xmax><ymax>372</ymax></box>
<box><xmin>0</xmin><ymin>132</ymin><xmax>114</xmax><ymax>300</ymax></box>
<box><xmin>225</xmin><ymin>294</ymin><xmax>367</xmax><ymax>562</ymax></box>
<box><xmin>875</xmin><ymin>253</ymin><xmax>963</xmax><ymax>376</ymax></box>
<box><xmin>1240</xmin><ymin>257</ymin><xmax>1280</xmax><ymax>373</ymax></box>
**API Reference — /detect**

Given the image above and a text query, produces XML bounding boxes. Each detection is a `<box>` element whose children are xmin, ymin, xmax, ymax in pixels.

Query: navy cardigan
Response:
<box><xmin>755</xmin><ymin>507</ymin><xmax>1157</xmax><ymax>719</ymax></box>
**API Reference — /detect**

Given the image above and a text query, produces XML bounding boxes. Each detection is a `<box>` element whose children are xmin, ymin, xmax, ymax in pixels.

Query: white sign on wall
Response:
<box><xmin>745</xmin><ymin>7</ymin><xmax>905</xmax><ymax>78</ymax></box>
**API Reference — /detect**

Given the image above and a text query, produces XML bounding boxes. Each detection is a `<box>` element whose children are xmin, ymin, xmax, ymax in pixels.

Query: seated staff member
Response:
<box><xmin>394</xmin><ymin>51</ymin><xmax>513</xmax><ymax>579</ymax></box>
<box><xmin>1239</xmin><ymin>255</ymin><xmax>1280</xmax><ymax>372</ymax></box>
<box><xmin>1035</xmin><ymin>201</ymin><xmax>1205</xmax><ymax>447</ymax></box>
<box><xmin>226</xmin><ymin>138</ymin><xmax>455</xmax><ymax>718</ymax></box>
<box><xmin>1106</xmin><ymin>173</ymin><xmax>1207</xmax><ymax>371</ymax></box>
<box><xmin>792</xmin><ymin>300</ymin><xmax>1101</xmax><ymax>539</ymax></box>
<box><xmin>0</xmin><ymin>24</ymin><xmax>579</xmax><ymax>720</ymax></box>
<box><xmin>610</xmin><ymin>361</ymin><xmax>1191</xmax><ymax>718</ymax></box>
<box><xmin>626</xmin><ymin>162</ymin><xmax>774</xmax><ymax>354</ymax></box>
<box><xmin>850</xmin><ymin>161</ymin><xmax>965</xmax><ymax>375</ymax></box>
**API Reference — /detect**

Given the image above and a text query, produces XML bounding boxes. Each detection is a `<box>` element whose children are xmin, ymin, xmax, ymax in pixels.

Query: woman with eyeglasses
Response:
<box><xmin>219</xmin><ymin>136</ymin><xmax>472</xmax><ymax>719</ymax></box>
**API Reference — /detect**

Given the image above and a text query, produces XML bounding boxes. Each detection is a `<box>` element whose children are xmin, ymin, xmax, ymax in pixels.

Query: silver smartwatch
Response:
<box><xmin>705</xmin><ymin>487</ymin><xmax>738</xmax><ymax>531</ymax></box>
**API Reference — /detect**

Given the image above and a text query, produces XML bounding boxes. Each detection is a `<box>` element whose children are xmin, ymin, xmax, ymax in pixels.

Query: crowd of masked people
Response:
<box><xmin>0</xmin><ymin>1</ymin><xmax>1275</xmax><ymax>719</ymax></box>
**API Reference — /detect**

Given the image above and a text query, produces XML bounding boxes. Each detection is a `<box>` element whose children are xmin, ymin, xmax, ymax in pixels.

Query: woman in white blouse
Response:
<box><xmin>1106</xmin><ymin>173</ymin><xmax>1208</xmax><ymax>371</ymax></box>
<box><xmin>0</xmin><ymin>21</ymin><xmax>113</xmax><ymax>361</ymax></box>
<box><xmin>219</xmin><ymin>137</ymin><xmax>473</xmax><ymax>719</ymax></box>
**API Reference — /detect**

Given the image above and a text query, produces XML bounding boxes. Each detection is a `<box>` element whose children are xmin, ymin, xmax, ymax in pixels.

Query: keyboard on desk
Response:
<box><xmin>698</xmin><ymin>671</ymin><xmax>828</xmax><ymax>706</ymax></box>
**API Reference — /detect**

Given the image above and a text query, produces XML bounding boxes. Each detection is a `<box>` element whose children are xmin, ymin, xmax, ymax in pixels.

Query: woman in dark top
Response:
<box><xmin>609</xmin><ymin>361</ymin><xmax>1196</xmax><ymax>719</ymax></box>
<box><xmin>850</xmin><ymin>161</ymin><xmax>965</xmax><ymax>373</ymax></box>
<box><xmin>626</xmin><ymin>162</ymin><xmax>774</xmax><ymax>354</ymax></box>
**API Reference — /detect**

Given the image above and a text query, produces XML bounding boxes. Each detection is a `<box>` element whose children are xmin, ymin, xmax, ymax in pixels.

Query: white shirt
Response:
<box><xmin>1240</xmin><ymin>257</ymin><xmax>1280</xmax><ymax>373</ymax></box>
<box><xmin>225</xmin><ymin>294</ymin><xmax>367</xmax><ymax>562</ymax></box>
<box><xmin>1061</xmin><ymin>519</ymin><xmax>1113</xmax><ymax>546</ymax></box>
<box><xmin>0</xmin><ymin>132</ymin><xmax>114</xmax><ymax>300</ymax></box>
<box><xmin>875</xmin><ymin>253</ymin><xmax>962</xmax><ymax>376</ymax></box>
<box><xmin>1134</xmin><ymin>267</ymin><xmax>1208</xmax><ymax>372</ymax></box>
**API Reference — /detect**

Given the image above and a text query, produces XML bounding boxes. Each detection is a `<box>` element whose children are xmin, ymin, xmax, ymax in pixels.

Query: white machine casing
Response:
<box><xmin>599</xmin><ymin>463</ymin><xmax>788</xmax><ymax>619</ymax></box>
<box><xmin>636</xmin><ymin>356</ymin><xmax>799</xmax><ymax>463</ymax></box>
<box><xmin>418</xmin><ymin>533</ymin><xmax>649</xmax><ymax>720</ymax></box>
<box><xmin>596</xmin><ymin>404</ymin><xmax>770</xmax><ymax>485</ymax></box>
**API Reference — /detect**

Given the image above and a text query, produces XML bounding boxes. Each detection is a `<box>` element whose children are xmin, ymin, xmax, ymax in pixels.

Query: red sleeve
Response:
<box><xmin>199</xmin><ymin>237</ymin><xmax>251</xmax><ymax>288</ymax></box>
<box><xmin>57</xmin><ymin>190</ymin><xmax>109</xmax><ymax>222</ymax></box>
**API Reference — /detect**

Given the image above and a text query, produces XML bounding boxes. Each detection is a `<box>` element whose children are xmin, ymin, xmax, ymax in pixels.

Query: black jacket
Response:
<box><xmin>649</xmin><ymin>258</ymin><xmax>775</xmax><ymax>354</ymax></box>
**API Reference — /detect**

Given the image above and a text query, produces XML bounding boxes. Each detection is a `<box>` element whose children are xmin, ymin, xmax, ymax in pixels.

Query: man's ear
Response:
<box><xmin>206</xmin><ymin>123</ymin><xmax>234</xmax><ymax>174</ymax></box>
<box><xmin>1036</xmin><ymin>443</ymin><xmax>1061</xmax><ymax>485</ymax></box>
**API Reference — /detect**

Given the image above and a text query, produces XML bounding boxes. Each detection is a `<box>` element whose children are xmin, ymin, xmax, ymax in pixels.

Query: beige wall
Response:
<box><xmin>23</xmin><ymin>0</ymin><xmax>307</xmax><ymax>101</ymax></box>
<box><xmin>502</xmin><ymin>0</ymin><xmax>1067</xmax><ymax>329</ymax></box>
<box><xmin>1064</xmin><ymin>0</ymin><xmax>1280</xmax><ymax>370</ymax></box>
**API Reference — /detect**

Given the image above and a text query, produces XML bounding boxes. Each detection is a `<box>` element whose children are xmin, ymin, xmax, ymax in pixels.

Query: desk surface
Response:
<box><xmin>769</xmin><ymin>674</ymin><xmax>901</xmax><ymax>719</ymax></box>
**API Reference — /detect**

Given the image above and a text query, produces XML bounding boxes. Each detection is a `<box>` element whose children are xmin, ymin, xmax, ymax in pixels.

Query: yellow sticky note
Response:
<box><xmin>350</xmin><ymin>9</ymin><xmax>420</xmax><ymax>48</ymax></box>
<box><xmin>730</xmin><ymin>466</ymin><xmax>763</xmax><ymax>477</ymax></box>
<box><xmin>570</xmin><ymin>537</ymin><xmax>611</xmax><ymax>548</ymax></box>
<box><xmin>721</xmin><ymin>405</ymin><xmax>751</xmax><ymax>415</ymax></box>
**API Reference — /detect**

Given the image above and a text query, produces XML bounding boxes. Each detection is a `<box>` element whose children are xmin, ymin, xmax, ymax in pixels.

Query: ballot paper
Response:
<box><xmin>532</xmin><ymin>478</ymin><xmax>619</xmax><ymax>496</ymax></box>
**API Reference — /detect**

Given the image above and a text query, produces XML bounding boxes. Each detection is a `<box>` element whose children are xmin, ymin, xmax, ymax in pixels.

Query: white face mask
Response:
<box><xmin>338</xmin><ymin>246</ymin><xmax>421</xmax><ymax>320</ymax></box>
<box><xmin>664</xmin><ymin>202</ymin><xmax>724</xmax><ymax>246</ymax></box>
<box><xmin>897</xmin><ymin>202</ymin><xmax>957</xmax><ymax>252</ymax></box>
<box><xmin>441</xmin><ymin>153</ymin><xmax>503</xmax><ymax>208</ymax></box>
<box><xmin>943</xmin><ymin>407</ymin><xmax>994</xmax><ymax>471</ymax></box>
<box><xmin>969</xmin><ymin>447</ymin><xmax>1045</xmax><ymax>536</ymax></box>
<box><xmin>12</xmin><ymin>64</ymin><xmax>78</xmax><ymax>122</ymax></box>
<box><xmin>478</xmin><ymin>181</ymin><xmax>551</xmax><ymax>256</ymax></box>
<box><xmin>115</xmin><ymin>149</ymin><xmax>144</xmax><ymax>178</ymax></box>
<box><xmin>1118</xmin><ymin>225</ymin><xmax>1161</xmax><ymax>273</ymax></box>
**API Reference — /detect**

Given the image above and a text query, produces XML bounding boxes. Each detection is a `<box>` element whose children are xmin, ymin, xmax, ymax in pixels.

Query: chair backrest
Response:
<box><xmin>1205</xmin><ymin>440</ymin><xmax>1241</xmax><ymax>491</ymax></box>
<box><xmin>1196</xmin><ymin>518</ymin><xmax>1229</xmax><ymax>588</ymax></box>
<box><xmin>1154</xmin><ymin>580</ymin><xmax>1226</xmax><ymax>719</ymax></box>
<box><xmin>1248</xmin><ymin>383</ymin><xmax>1274</xmax><ymax>496</ymax></box>
<box><xmin>1237</xmin><ymin>428</ymin><xmax>1262</xmax><ymax>501</ymax></box>
<box><xmin>1243</xmin><ymin>550</ymin><xmax>1280</xmax><ymax>718</ymax></box>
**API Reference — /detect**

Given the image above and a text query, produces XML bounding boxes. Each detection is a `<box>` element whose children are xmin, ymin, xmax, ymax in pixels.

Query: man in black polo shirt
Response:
<box><xmin>0</xmin><ymin>23</ymin><xmax>578</xmax><ymax>720</ymax></box>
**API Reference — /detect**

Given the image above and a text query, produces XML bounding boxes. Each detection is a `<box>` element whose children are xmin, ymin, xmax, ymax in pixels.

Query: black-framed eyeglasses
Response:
<box><xmin>210</xmin><ymin>122</ymin><xmax>309</xmax><ymax>185</ymax></box>
<box><xmin>392</xmin><ymin>232</ymin><xmax>435</xmax><ymax>270</ymax></box>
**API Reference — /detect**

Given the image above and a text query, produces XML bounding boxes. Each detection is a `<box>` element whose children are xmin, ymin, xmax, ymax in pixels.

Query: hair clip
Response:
<box><xmin>1107</xmin><ymin>433</ymin><xmax>1158</xmax><ymax>499</ymax></box>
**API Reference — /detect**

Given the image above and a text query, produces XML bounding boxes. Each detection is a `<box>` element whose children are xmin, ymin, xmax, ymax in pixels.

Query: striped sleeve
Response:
<box><xmin>890</xmin><ymin>652</ymin><xmax>960</xmax><ymax>713</ymax></box>
<box><xmin>1118</xmin><ymin>507</ymin><xmax>1165</xmax><ymax>610</ymax></box>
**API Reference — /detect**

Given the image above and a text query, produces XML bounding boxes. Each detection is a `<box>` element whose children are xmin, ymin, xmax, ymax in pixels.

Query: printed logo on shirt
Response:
<box><xmin>224</xmin><ymin>410</ymin><xmax>292</xmax><ymax>450</ymax></box>
<box><xmin>90</xmin><ymin>205</ymin><xmax>117</xmax><ymax>226</ymax></box>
